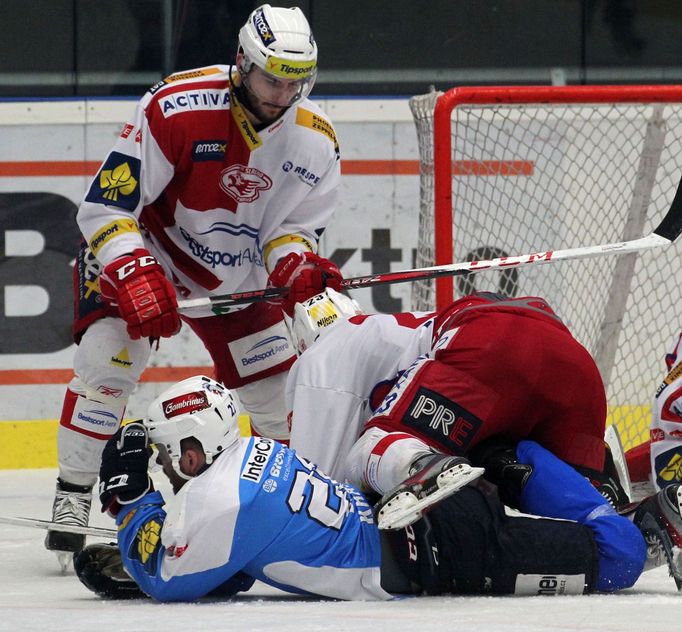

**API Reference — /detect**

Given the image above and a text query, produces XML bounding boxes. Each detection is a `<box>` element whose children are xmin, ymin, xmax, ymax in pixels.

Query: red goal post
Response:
<box><xmin>409</xmin><ymin>84</ymin><xmax>682</xmax><ymax>451</ymax></box>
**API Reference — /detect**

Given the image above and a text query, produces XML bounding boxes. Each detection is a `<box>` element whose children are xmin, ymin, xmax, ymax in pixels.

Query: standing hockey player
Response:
<box><xmin>47</xmin><ymin>4</ymin><xmax>342</xmax><ymax>562</ymax></box>
<box><xmin>75</xmin><ymin>376</ymin><xmax>654</xmax><ymax>601</ymax></box>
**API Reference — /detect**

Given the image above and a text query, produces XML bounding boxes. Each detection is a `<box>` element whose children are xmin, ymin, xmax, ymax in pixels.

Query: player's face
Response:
<box><xmin>242</xmin><ymin>66</ymin><xmax>302</xmax><ymax>123</ymax></box>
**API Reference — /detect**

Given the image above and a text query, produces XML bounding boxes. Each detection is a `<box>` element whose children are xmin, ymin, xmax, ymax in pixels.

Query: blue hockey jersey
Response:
<box><xmin>116</xmin><ymin>437</ymin><xmax>391</xmax><ymax>601</ymax></box>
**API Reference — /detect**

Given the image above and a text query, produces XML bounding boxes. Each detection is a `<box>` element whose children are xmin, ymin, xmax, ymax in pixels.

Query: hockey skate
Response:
<box><xmin>630</xmin><ymin>483</ymin><xmax>682</xmax><ymax>589</ymax></box>
<box><xmin>44</xmin><ymin>478</ymin><xmax>93</xmax><ymax>572</ymax></box>
<box><xmin>375</xmin><ymin>454</ymin><xmax>484</xmax><ymax>531</ymax></box>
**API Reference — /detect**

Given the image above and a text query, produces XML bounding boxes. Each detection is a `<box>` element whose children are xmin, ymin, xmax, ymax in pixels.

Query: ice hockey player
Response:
<box><xmin>287</xmin><ymin>291</ymin><xmax>624</xmax><ymax>501</ymax></box>
<box><xmin>47</xmin><ymin>4</ymin><xmax>342</xmax><ymax>562</ymax></box>
<box><xmin>286</xmin><ymin>290</ymin><xmax>682</xmax><ymax>586</ymax></box>
<box><xmin>75</xmin><ymin>376</ymin><xmax>654</xmax><ymax>601</ymax></box>
<box><xmin>624</xmin><ymin>332</ymin><xmax>682</xmax><ymax>494</ymax></box>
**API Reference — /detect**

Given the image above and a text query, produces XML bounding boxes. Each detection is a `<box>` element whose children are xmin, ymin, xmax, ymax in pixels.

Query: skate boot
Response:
<box><xmin>45</xmin><ymin>478</ymin><xmax>93</xmax><ymax>572</ymax></box>
<box><xmin>375</xmin><ymin>453</ymin><xmax>484</xmax><ymax>531</ymax></box>
<box><xmin>630</xmin><ymin>483</ymin><xmax>682</xmax><ymax>589</ymax></box>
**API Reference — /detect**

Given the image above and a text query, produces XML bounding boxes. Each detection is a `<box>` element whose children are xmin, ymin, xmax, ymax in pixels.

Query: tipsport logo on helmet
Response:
<box><xmin>265</xmin><ymin>57</ymin><xmax>316</xmax><ymax>79</ymax></box>
<box><xmin>162</xmin><ymin>391</ymin><xmax>210</xmax><ymax>419</ymax></box>
<box><xmin>253</xmin><ymin>8</ymin><xmax>276</xmax><ymax>47</ymax></box>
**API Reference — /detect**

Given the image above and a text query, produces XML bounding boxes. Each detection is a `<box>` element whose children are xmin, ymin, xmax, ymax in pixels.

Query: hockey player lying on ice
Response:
<box><xmin>76</xmin><ymin>374</ymin><xmax>676</xmax><ymax>601</ymax></box>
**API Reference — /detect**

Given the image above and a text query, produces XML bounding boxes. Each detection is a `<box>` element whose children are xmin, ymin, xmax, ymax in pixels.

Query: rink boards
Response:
<box><xmin>0</xmin><ymin>96</ymin><xmax>661</xmax><ymax>467</ymax></box>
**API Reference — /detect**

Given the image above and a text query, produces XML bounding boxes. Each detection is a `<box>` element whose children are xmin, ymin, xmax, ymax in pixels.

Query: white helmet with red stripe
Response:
<box><xmin>145</xmin><ymin>376</ymin><xmax>240</xmax><ymax>476</ymax></box>
<box><xmin>238</xmin><ymin>4</ymin><xmax>317</xmax><ymax>103</ymax></box>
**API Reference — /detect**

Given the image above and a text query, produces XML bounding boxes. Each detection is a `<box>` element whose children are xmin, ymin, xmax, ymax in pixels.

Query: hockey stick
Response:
<box><xmin>0</xmin><ymin>515</ymin><xmax>116</xmax><ymax>538</ymax></box>
<box><xmin>177</xmin><ymin>175</ymin><xmax>682</xmax><ymax>312</ymax></box>
<box><xmin>604</xmin><ymin>425</ymin><xmax>633</xmax><ymax>503</ymax></box>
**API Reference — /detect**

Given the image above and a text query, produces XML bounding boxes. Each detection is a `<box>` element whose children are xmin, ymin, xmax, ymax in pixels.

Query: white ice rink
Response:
<box><xmin>1</xmin><ymin>468</ymin><xmax>680</xmax><ymax>632</ymax></box>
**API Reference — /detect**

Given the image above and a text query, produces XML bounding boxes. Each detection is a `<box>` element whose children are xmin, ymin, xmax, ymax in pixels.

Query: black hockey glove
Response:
<box><xmin>469</xmin><ymin>438</ymin><xmax>532</xmax><ymax>509</ymax></box>
<box><xmin>99</xmin><ymin>422</ymin><xmax>153</xmax><ymax>517</ymax></box>
<box><xmin>74</xmin><ymin>543</ymin><xmax>146</xmax><ymax>600</ymax></box>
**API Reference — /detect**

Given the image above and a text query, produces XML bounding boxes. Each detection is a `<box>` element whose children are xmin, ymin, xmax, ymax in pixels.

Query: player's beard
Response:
<box><xmin>237</xmin><ymin>82</ymin><xmax>289</xmax><ymax>127</ymax></box>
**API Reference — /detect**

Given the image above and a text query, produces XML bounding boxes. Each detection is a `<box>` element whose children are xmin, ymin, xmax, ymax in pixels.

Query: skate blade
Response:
<box><xmin>56</xmin><ymin>551</ymin><xmax>72</xmax><ymax>574</ymax></box>
<box><xmin>669</xmin><ymin>546</ymin><xmax>682</xmax><ymax>590</ymax></box>
<box><xmin>377</xmin><ymin>465</ymin><xmax>484</xmax><ymax>530</ymax></box>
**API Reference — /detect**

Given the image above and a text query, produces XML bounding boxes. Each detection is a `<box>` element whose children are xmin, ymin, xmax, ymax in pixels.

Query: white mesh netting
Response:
<box><xmin>410</xmin><ymin>87</ymin><xmax>682</xmax><ymax>449</ymax></box>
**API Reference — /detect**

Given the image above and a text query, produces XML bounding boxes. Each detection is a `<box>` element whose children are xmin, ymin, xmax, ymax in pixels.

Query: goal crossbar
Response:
<box><xmin>432</xmin><ymin>84</ymin><xmax>682</xmax><ymax>306</ymax></box>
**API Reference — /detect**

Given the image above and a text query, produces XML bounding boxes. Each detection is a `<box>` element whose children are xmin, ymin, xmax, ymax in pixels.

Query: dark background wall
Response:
<box><xmin>1</xmin><ymin>0</ymin><xmax>681</xmax><ymax>98</ymax></box>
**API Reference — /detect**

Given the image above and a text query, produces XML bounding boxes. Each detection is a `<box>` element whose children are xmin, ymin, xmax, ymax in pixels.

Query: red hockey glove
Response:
<box><xmin>99</xmin><ymin>248</ymin><xmax>181</xmax><ymax>340</ymax></box>
<box><xmin>267</xmin><ymin>251</ymin><xmax>343</xmax><ymax>316</ymax></box>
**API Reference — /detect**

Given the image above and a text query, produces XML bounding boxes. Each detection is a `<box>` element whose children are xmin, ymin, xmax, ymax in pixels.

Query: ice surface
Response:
<box><xmin>0</xmin><ymin>469</ymin><xmax>679</xmax><ymax>632</ymax></box>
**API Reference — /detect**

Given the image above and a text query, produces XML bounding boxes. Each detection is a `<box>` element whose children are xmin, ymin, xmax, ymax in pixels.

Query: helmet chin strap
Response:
<box><xmin>170</xmin><ymin>455</ymin><xmax>193</xmax><ymax>481</ymax></box>
<box><xmin>170</xmin><ymin>448</ymin><xmax>217</xmax><ymax>481</ymax></box>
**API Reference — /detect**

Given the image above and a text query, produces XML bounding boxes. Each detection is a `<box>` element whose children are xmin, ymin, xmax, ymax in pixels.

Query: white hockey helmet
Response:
<box><xmin>291</xmin><ymin>287</ymin><xmax>364</xmax><ymax>354</ymax></box>
<box><xmin>238</xmin><ymin>4</ymin><xmax>317</xmax><ymax>103</ymax></box>
<box><xmin>145</xmin><ymin>376</ymin><xmax>240</xmax><ymax>478</ymax></box>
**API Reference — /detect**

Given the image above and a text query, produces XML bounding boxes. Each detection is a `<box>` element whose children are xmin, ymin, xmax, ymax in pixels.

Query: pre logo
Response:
<box><xmin>404</xmin><ymin>387</ymin><xmax>482</xmax><ymax>452</ymax></box>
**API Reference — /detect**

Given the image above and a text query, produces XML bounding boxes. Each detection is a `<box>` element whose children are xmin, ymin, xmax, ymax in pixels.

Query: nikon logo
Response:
<box><xmin>315</xmin><ymin>314</ymin><xmax>337</xmax><ymax>328</ymax></box>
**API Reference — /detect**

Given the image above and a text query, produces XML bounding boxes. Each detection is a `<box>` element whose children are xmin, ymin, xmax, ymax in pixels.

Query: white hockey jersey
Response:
<box><xmin>118</xmin><ymin>436</ymin><xmax>390</xmax><ymax>601</ymax></box>
<box><xmin>286</xmin><ymin>313</ymin><xmax>434</xmax><ymax>480</ymax></box>
<box><xmin>650</xmin><ymin>333</ymin><xmax>682</xmax><ymax>490</ymax></box>
<box><xmin>78</xmin><ymin>65</ymin><xmax>340</xmax><ymax>316</ymax></box>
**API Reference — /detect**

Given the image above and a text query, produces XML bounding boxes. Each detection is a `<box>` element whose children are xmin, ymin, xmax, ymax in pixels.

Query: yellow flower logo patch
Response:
<box><xmin>100</xmin><ymin>163</ymin><xmax>138</xmax><ymax>202</ymax></box>
<box><xmin>85</xmin><ymin>151</ymin><xmax>141</xmax><ymax>211</ymax></box>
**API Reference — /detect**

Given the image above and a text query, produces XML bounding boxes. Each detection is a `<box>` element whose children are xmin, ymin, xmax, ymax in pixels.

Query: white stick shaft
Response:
<box><xmin>0</xmin><ymin>515</ymin><xmax>117</xmax><ymax>538</ymax></box>
<box><xmin>177</xmin><ymin>233</ymin><xmax>672</xmax><ymax>312</ymax></box>
<box><xmin>405</xmin><ymin>233</ymin><xmax>670</xmax><ymax>277</ymax></box>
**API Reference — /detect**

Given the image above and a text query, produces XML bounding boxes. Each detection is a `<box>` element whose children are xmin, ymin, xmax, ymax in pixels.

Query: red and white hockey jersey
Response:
<box><xmin>650</xmin><ymin>333</ymin><xmax>682</xmax><ymax>490</ymax></box>
<box><xmin>286</xmin><ymin>292</ymin><xmax>587</xmax><ymax>481</ymax></box>
<box><xmin>78</xmin><ymin>65</ymin><xmax>340</xmax><ymax>316</ymax></box>
<box><xmin>286</xmin><ymin>312</ymin><xmax>434</xmax><ymax>480</ymax></box>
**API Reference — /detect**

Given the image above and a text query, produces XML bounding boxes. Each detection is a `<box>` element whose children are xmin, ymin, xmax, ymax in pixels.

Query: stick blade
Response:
<box><xmin>654</xmin><ymin>175</ymin><xmax>682</xmax><ymax>242</ymax></box>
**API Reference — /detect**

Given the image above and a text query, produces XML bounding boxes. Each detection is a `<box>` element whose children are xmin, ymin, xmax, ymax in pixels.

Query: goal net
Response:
<box><xmin>409</xmin><ymin>85</ymin><xmax>682</xmax><ymax>451</ymax></box>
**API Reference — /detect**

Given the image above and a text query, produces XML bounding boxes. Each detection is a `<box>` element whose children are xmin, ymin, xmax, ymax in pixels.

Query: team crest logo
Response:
<box><xmin>100</xmin><ymin>163</ymin><xmax>138</xmax><ymax>202</ymax></box>
<box><xmin>219</xmin><ymin>164</ymin><xmax>272</xmax><ymax>203</ymax></box>
<box><xmin>85</xmin><ymin>151</ymin><xmax>141</xmax><ymax>211</ymax></box>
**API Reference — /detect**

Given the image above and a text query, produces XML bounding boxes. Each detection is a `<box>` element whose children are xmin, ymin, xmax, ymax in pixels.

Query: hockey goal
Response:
<box><xmin>409</xmin><ymin>85</ymin><xmax>682</xmax><ymax>451</ymax></box>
